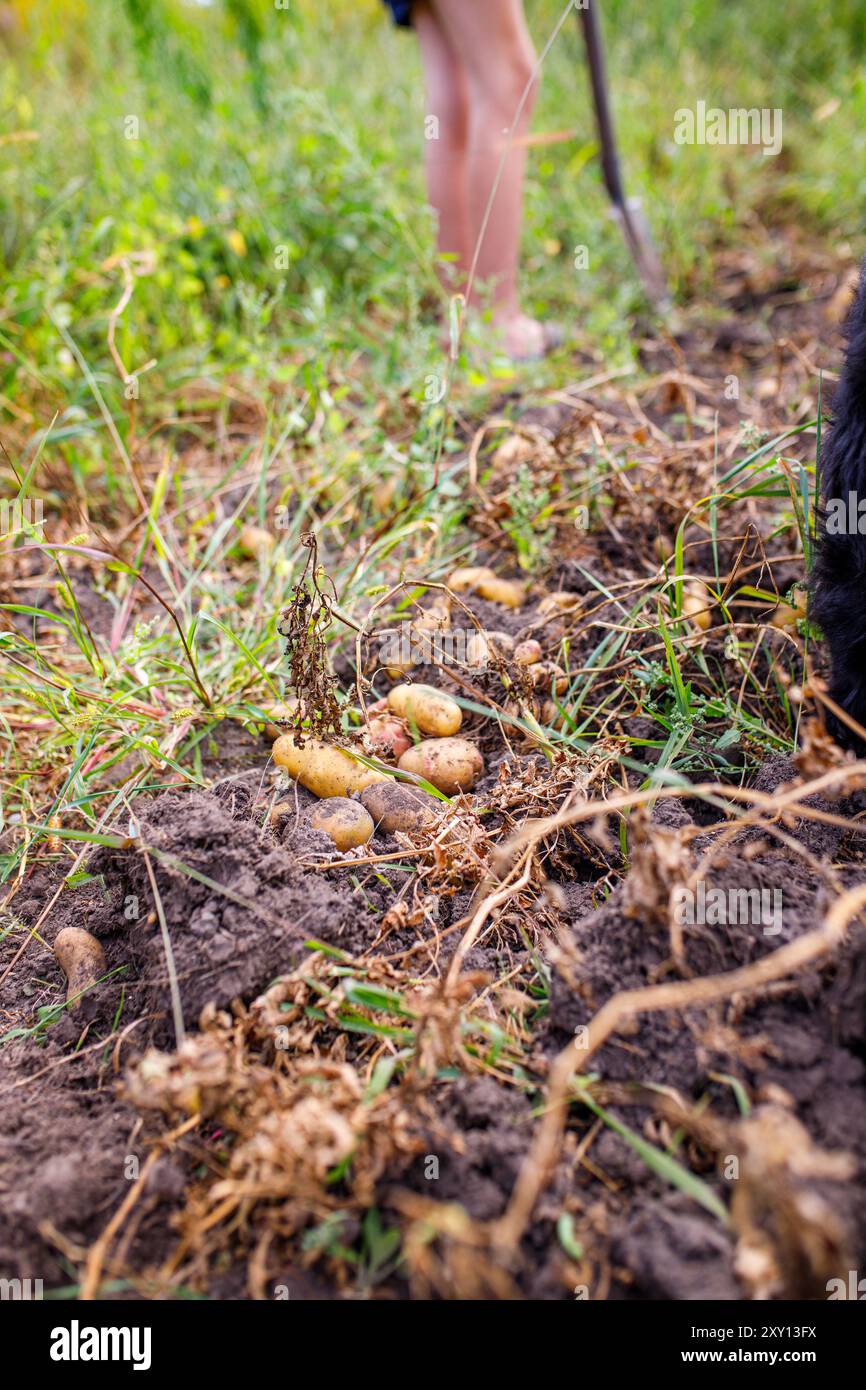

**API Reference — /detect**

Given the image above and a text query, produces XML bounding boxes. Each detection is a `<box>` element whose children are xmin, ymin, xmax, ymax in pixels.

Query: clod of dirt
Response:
<box><xmin>91</xmin><ymin>788</ymin><xmax>355</xmax><ymax>1032</ymax></box>
<box><xmin>53</xmin><ymin>927</ymin><xmax>106</xmax><ymax>1009</ymax></box>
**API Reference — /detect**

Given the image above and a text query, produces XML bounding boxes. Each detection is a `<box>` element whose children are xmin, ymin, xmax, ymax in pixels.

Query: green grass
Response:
<box><xmin>0</xmin><ymin>0</ymin><xmax>848</xmax><ymax>862</ymax></box>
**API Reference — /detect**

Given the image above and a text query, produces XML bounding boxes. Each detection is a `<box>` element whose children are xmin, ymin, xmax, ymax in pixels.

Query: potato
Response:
<box><xmin>681</xmin><ymin>581</ymin><xmax>712</xmax><ymax>631</ymax></box>
<box><xmin>398</xmin><ymin>737</ymin><xmax>483</xmax><ymax>795</ymax></box>
<box><xmin>273</xmin><ymin>734</ymin><xmax>387</xmax><ymax>798</ymax></box>
<box><xmin>770</xmin><ymin>586</ymin><xmax>808</xmax><ymax>632</ymax></box>
<box><xmin>361</xmin><ymin>781</ymin><xmax>440</xmax><ymax>835</ymax></box>
<box><xmin>387</xmin><ymin>683</ymin><xmax>462</xmax><ymax>736</ymax></box>
<box><xmin>447</xmin><ymin>565</ymin><xmax>497</xmax><ymax>593</ymax></box>
<box><xmin>541</xmin><ymin>699</ymin><xmax>570</xmax><ymax>731</ymax></box>
<box><xmin>527</xmin><ymin>660</ymin><xmax>569</xmax><ymax>694</ymax></box>
<box><xmin>367</xmin><ymin>714</ymin><xmax>412</xmax><ymax>760</ymax></box>
<box><xmin>466</xmin><ymin>629</ymin><xmax>514</xmax><ymax>668</ymax></box>
<box><xmin>475</xmin><ymin>575</ymin><xmax>525</xmax><ymax>609</ymax></box>
<box><xmin>54</xmin><ymin>927</ymin><xmax>106</xmax><ymax>1010</ymax></box>
<box><xmin>514</xmin><ymin>639</ymin><xmax>542</xmax><ymax>666</ymax></box>
<box><xmin>239</xmin><ymin>525</ymin><xmax>275</xmax><ymax>558</ymax></box>
<box><xmin>446</xmin><ymin>564</ymin><xmax>524</xmax><ymax>609</ymax></box>
<box><xmin>537</xmin><ymin>590</ymin><xmax>581</xmax><ymax>616</ymax></box>
<box><xmin>383</xmin><ymin>652</ymin><xmax>415</xmax><ymax>680</ymax></box>
<box><xmin>261</xmin><ymin>699</ymin><xmax>300</xmax><ymax>742</ymax></box>
<box><xmin>309</xmin><ymin>797</ymin><xmax>374</xmax><ymax>851</ymax></box>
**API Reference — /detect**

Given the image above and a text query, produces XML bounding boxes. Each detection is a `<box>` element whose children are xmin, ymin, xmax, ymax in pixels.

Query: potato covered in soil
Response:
<box><xmin>360</xmin><ymin>780</ymin><xmax>440</xmax><ymax>834</ymax></box>
<box><xmin>273</xmin><ymin>733</ymin><xmax>386</xmax><ymax>798</ymax></box>
<box><xmin>309</xmin><ymin>797</ymin><xmax>374</xmax><ymax>851</ymax></box>
<box><xmin>386</xmin><ymin>683</ymin><xmax>462</xmax><ymax>736</ymax></box>
<box><xmin>398</xmin><ymin>737</ymin><xmax>483</xmax><ymax>795</ymax></box>
<box><xmin>54</xmin><ymin>927</ymin><xmax>107</xmax><ymax>1009</ymax></box>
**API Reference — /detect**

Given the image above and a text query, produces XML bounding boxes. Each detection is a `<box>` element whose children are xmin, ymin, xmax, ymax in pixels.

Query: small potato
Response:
<box><xmin>475</xmin><ymin>575</ymin><xmax>526</xmax><ymax>609</ymax></box>
<box><xmin>309</xmin><ymin>797</ymin><xmax>374</xmax><ymax>851</ymax></box>
<box><xmin>527</xmin><ymin>660</ymin><xmax>569</xmax><ymax>694</ymax></box>
<box><xmin>398</xmin><ymin>737</ymin><xmax>483</xmax><ymax>795</ymax></box>
<box><xmin>465</xmin><ymin>629</ymin><xmax>514</xmax><ymax>668</ymax></box>
<box><xmin>447</xmin><ymin>565</ymin><xmax>497</xmax><ymax>593</ymax></box>
<box><xmin>361</xmin><ymin>780</ymin><xmax>440</xmax><ymax>835</ymax></box>
<box><xmin>770</xmin><ymin>586</ymin><xmax>808</xmax><ymax>632</ymax></box>
<box><xmin>239</xmin><ymin>525</ymin><xmax>275</xmax><ymax>558</ymax></box>
<box><xmin>514</xmin><ymin>639</ymin><xmax>542</xmax><ymax>666</ymax></box>
<box><xmin>537</xmin><ymin>590</ymin><xmax>581</xmax><ymax>616</ymax></box>
<box><xmin>681</xmin><ymin>581</ymin><xmax>713</xmax><ymax>631</ymax></box>
<box><xmin>387</xmin><ymin>683</ymin><xmax>462</xmax><ymax>737</ymax></box>
<box><xmin>261</xmin><ymin>699</ymin><xmax>300</xmax><ymax>742</ymax></box>
<box><xmin>541</xmin><ymin>699</ymin><xmax>570</xmax><ymax>731</ymax></box>
<box><xmin>367</xmin><ymin>714</ymin><xmax>412</xmax><ymax>761</ymax></box>
<box><xmin>54</xmin><ymin>927</ymin><xmax>106</xmax><ymax>1010</ymax></box>
<box><xmin>273</xmin><ymin>734</ymin><xmax>387</xmax><ymax>799</ymax></box>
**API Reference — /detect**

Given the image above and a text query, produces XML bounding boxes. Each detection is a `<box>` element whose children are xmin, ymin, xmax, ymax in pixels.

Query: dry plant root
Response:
<box><xmin>494</xmin><ymin>880</ymin><xmax>866</xmax><ymax>1250</ymax></box>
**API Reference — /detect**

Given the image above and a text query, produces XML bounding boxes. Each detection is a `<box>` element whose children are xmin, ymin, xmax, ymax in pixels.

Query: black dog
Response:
<box><xmin>811</xmin><ymin>265</ymin><xmax>866</xmax><ymax>750</ymax></box>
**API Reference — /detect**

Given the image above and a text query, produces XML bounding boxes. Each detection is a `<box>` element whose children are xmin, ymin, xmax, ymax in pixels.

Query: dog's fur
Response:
<box><xmin>811</xmin><ymin>265</ymin><xmax>866</xmax><ymax>750</ymax></box>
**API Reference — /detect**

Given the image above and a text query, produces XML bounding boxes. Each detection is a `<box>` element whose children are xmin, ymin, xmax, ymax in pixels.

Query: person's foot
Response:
<box><xmin>494</xmin><ymin>312</ymin><xmax>564</xmax><ymax>361</ymax></box>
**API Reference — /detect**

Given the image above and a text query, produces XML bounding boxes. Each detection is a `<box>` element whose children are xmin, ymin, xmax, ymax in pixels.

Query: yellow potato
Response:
<box><xmin>54</xmin><ymin>927</ymin><xmax>107</xmax><ymax>1010</ymax></box>
<box><xmin>273</xmin><ymin>734</ymin><xmax>387</xmax><ymax>798</ymax></box>
<box><xmin>465</xmin><ymin>629</ymin><xmax>514</xmax><ymax>668</ymax></box>
<box><xmin>537</xmin><ymin>591</ymin><xmax>581</xmax><ymax>616</ymax></box>
<box><xmin>475</xmin><ymin>575</ymin><xmax>526</xmax><ymax>609</ymax></box>
<box><xmin>541</xmin><ymin>699</ymin><xmax>570</xmax><ymax>731</ymax></box>
<box><xmin>398</xmin><ymin>737</ymin><xmax>484</xmax><ymax>795</ymax></box>
<box><xmin>360</xmin><ymin>781</ymin><xmax>440</xmax><ymax>835</ymax></box>
<box><xmin>527</xmin><ymin>660</ymin><xmax>569</xmax><ymax>694</ymax></box>
<box><xmin>514</xmin><ymin>639</ymin><xmax>542</xmax><ymax>666</ymax></box>
<box><xmin>770</xmin><ymin>586</ymin><xmax>808</xmax><ymax>632</ymax></box>
<box><xmin>309</xmin><ymin>798</ymin><xmax>374</xmax><ymax>851</ymax></box>
<box><xmin>261</xmin><ymin>699</ymin><xmax>300</xmax><ymax>741</ymax></box>
<box><xmin>682</xmin><ymin>582</ymin><xmax>712</xmax><ymax>631</ymax></box>
<box><xmin>387</xmin><ymin>683</ymin><xmax>462</xmax><ymax>736</ymax></box>
<box><xmin>239</xmin><ymin>525</ymin><xmax>275</xmax><ymax>558</ymax></box>
<box><xmin>447</xmin><ymin>565</ymin><xmax>497</xmax><ymax>593</ymax></box>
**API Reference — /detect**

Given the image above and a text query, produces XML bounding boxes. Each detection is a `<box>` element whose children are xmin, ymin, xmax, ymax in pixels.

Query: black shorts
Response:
<box><xmin>381</xmin><ymin>0</ymin><xmax>413</xmax><ymax>27</ymax></box>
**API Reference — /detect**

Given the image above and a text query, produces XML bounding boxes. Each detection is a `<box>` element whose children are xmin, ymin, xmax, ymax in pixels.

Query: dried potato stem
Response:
<box><xmin>495</xmin><ymin>880</ymin><xmax>866</xmax><ymax>1250</ymax></box>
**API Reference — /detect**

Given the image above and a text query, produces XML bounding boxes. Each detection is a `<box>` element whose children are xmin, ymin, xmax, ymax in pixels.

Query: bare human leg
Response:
<box><xmin>414</xmin><ymin>2</ymin><xmax>471</xmax><ymax>293</ymax></box>
<box><xmin>428</xmin><ymin>0</ymin><xmax>553</xmax><ymax>359</ymax></box>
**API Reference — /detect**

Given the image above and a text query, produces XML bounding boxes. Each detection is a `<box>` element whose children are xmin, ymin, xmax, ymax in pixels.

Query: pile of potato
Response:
<box><xmin>265</xmin><ymin>567</ymin><xmax>580</xmax><ymax>853</ymax></box>
<box><xmin>270</xmin><ymin>681</ymin><xmax>483</xmax><ymax>852</ymax></box>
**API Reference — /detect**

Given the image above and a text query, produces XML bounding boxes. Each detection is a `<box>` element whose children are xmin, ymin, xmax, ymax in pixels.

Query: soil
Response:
<box><xmin>2</xmin><ymin>243</ymin><xmax>865</xmax><ymax>1302</ymax></box>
